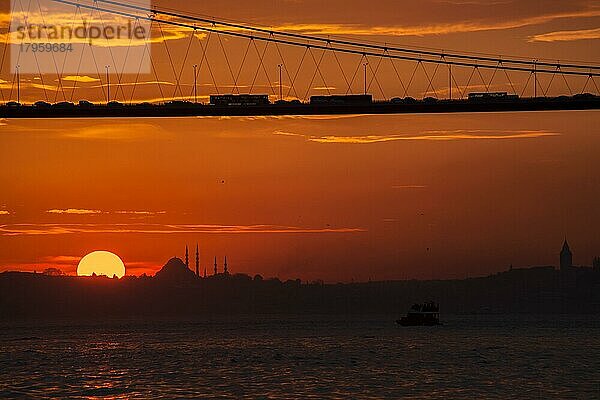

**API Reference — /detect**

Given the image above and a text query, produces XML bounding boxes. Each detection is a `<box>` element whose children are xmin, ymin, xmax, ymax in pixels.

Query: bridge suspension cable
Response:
<box><xmin>5</xmin><ymin>0</ymin><xmax>599</xmax><ymax>105</ymax></box>
<box><xmin>50</xmin><ymin>0</ymin><xmax>600</xmax><ymax>77</ymax></box>
<box><xmin>92</xmin><ymin>0</ymin><xmax>600</xmax><ymax>73</ymax></box>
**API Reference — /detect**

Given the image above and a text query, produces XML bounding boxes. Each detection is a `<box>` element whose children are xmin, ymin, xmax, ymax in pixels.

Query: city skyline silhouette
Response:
<box><xmin>2</xmin><ymin>1</ymin><xmax>600</xmax><ymax>398</ymax></box>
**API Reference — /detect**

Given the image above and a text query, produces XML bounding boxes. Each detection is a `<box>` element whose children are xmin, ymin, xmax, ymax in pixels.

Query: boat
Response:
<box><xmin>396</xmin><ymin>302</ymin><xmax>441</xmax><ymax>326</ymax></box>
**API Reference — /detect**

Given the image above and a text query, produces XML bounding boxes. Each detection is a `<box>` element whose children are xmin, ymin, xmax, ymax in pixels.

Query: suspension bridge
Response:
<box><xmin>2</xmin><ymin>0</ymin><xmax>600</xmax><ymax>118</ymax></box>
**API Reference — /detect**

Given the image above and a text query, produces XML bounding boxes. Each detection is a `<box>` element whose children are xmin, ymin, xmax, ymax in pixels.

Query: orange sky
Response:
<box><xmin>1</xmin><ymin>112</ymin><xmax>599</xmax><ymax>281</ymax></box>
<box><xmin>1</xmin><ymin>0</ymin><xmax>599</xmax><ymax>103</ymax></box>
<box><xmin>0</xmin><ymin>1</ymin><xmax>599</xmax><ymax>281</ymax></box>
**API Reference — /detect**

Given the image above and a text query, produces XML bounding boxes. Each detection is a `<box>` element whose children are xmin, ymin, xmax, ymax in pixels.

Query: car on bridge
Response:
<box><xmin>274</xmin><ymin>99</ymin><xmax>302</xmax><ymax>105</ymax></box>
<box><xmin>165</xmin><ymin>101</ymin><xmax>195</xmax><ymax>107</ymax></box>
<box><xmin>309</xmin><ymin>94</ymin><xmax>372</xmax><ymax>105</ymax></box>
<box><xmin>468</xmin><ymin>92</ymin><xmax>519</xmax><ymax>101</ymax></box>
<box><xmin>53</xmin><ymin>102</ymin><xmax>75</xmax><ymax>108</ymax></box>
<box><xmin>210</xmin><ymin>94</ymin><xmax>270</xmax><ymax>106</ymax></box>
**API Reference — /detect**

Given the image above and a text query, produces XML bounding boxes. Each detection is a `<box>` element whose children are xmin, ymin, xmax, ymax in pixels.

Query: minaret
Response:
<box><xmin>224</xmin><ymin>256</ymin><xmax>228</xmax><ymax>275</ymax></box>
<box><xmin>185</xmin><ymin>245</ymin><xmax>189</xmax><ymax>269</ymax></box>
<box><xmin>195</xmin><ymin>244</ymin><xmax>199</xmax><ymax>277</ymax></box>
<box><xmin>214</xmin><ymin>256</ymin><xmax>217</xmax><ymax>275</ymax></box>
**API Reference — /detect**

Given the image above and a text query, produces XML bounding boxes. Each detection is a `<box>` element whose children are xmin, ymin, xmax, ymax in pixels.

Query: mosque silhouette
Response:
<box><xmin>154</xmin><ymin>245</ymin><xmax>230</xmax><ymax>283</ymax></box>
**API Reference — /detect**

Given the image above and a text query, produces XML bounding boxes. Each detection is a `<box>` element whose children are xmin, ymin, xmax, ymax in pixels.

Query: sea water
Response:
<box><xmin>1</xmin><ymin>315</ymin><xmax>599</xmax><ymax>399</ymax></box>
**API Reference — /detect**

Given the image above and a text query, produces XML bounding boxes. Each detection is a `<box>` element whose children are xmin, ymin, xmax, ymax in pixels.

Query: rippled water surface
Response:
<box><xmin>1</xmin><ymin>316</ymin><xmax>600</xmax><ymax>399</ymax></box>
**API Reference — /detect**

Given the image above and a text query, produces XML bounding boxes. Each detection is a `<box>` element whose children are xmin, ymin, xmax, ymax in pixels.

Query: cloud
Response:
<box><xmin>1</xmin><ymin>257</ymin><xmax>160</xmax><ymax>276</ymax></box>
<box><xmin>274</xmin><ymin>129</ymin><xmax>559</xmax><ymax>144</ymax></box>
<box><xmin>89</xmin><ymin>80</ymin><xmax>176</xmax><ymax>89</ymax></box>
<box><xmin>114</xmin><ymin>211</ymin><xmax>167</xmax><ymax>216</ymax></box>
<box><xmin>61</xmin><ymin>75</ymin><xmax>101</xmax><ymax>83</ymax></box>
<box><xmin>141</xmin><ymin>7</ymin><xmax>600</xmax><ymax>41</ymax></box>
<box><xmin>234</xmin><ymin>9</ymin><xmax>600</xmax><ymax>37</ymax></box>
<box><xmin>2</xmin><ymin>10</ymin><xmax>154</xmax><ymax>47</ymax></box>
<box><xmin>0</xmin><ymin>223</ymin><xmax>366</xmax><ymax>236</ymax></box>
<box><xmin>3</xmin><ymin>3</ymin><xmax>595</xmax><ymax>55</ymax></box>
<box><xmin>207</xmin><ymin>115</ymin><xmax>370</xmax><ymax>122</ymax></box>
<box><xmin>280</xmin><ymin>115</ymin><xmax>367</xmax><ymax>121</ymax></box>
<box><xmin>46</xmin><ymin>209</ymin><xmax>103</xmax><ymax>215</ymax></box>
<box><xmin>61</xmin><ymin>123</ymin><xmax>171</xmax><ymax>141</ymax></box>
<box><xmin>529</xmin><ymin>27</ymin><xmax>600</xmax><ymax>42</ymax></box>
<box><xmin>432</xmin><ymin>0</ymin><xmax>513</xmax><ymax>4</ymax></box>
<box><xmin>0</xmin><ymin>81</ymin><xmax>61</xmax><ymax>92</ymax></box>
<box><xmin>0</xmin><ymin>10</ymin><xmax>201</xmax><ymax>47</ymax></box>
<box><xmin>45</xmin><ymin>209</ymin><xmax>167</xmax><ymax>217</ymax></box>
<box><xmin>41</xmin><ymin>255</ymin><xmax>81</xmax><ymax>264</ymax></box>
<box><xmin>0</xmin><ymin>211</ymin><xmax>10</xmax><ymax>215</ymax></box>
<box><xmin>0</xmin><ymin>3</ymin><xmax>598</xmax><ymax>54</ymax></box>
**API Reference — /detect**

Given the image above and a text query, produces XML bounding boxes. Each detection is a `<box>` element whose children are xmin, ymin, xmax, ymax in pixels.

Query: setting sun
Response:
<box><xmin>77</xmin><ymin>251</ymin><xmax>126</xmax><ymax>278</ymax></box>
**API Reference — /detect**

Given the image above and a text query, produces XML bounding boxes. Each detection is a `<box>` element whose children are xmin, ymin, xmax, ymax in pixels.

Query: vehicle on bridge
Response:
<box><xmin>165</xmin><ymin>100</ymin><xmax>197</xmax><ymax>107</ymax></box>
<box><xmin>310</xmin><ymin>94</ymin><xmax>373</xmax><ymax>105</ymax></box>
<box><xmin>274</xmin><ymin>99</ymin><xmax>302</xmax><ymax>105</ymax></box>
<box><xmin>468</xmin><ymin>92</ymin><xmax>519</xmax><ymax>101</ymax></box>
<box><xmin>78</xmin><ymin>100</ymin><xmax>94</xmax><ymax>108</ymax></box>
<box><xmin>34</xmin><ymin>101</ymin><xmax>51</xmax><ymax>108</ymax></box>
<box><xmin>210</xmin><ymin>94</ymin><xmax>270</xmax><ymax>106</ymax></box>
<box><xmin>53</xmin><ymin>101</ymin><xmax>76</xmax><ymax>108</ymax></box>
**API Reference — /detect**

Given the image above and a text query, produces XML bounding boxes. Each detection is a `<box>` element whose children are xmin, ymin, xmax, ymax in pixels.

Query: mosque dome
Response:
<box><xmin>155</xmin><ymin>257</ymin><xmax>196</xmax><ymax>282</ymax></box>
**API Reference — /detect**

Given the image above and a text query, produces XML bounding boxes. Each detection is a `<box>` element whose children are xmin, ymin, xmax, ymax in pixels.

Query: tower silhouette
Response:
<box><xmin>214</xmin><ymin>256</ymin><xmax>217</xmax><ymax>275</ymax></box>
<box><xmin>195</xmin><ymin>244</ymin><xmax>199</xmax><ymax>277</ymax></box>
<box><xmin>560</xmin><ymin>239</ymin><xmax>573</xmax><ymax>271</ymax></box>
<box><xmin>185</xmin><ymin>245</ymin><xmax>189</xmax><ymax>269</ymax></box>
<box><xmin>224</xmin><ymin>256</ymin><xmax>228</xmax><ymax>275</ymax></box>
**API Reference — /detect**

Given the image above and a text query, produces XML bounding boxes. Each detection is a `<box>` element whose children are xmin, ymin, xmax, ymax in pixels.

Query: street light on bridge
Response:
<box><xmin>278</xmin><ymin>64</ymin><xmax>283</xmax><ymax>101</ymax></box>
<box><xmin>193</xmin><ymin>64</ymin><xmax>198</xmax><ymax>103</ymax></box>
<box><xmin>105</xmin><ymin>65</ymin><xmax>110</xmax><ymax>104</ymax></box>
<box><xmin>15</xmin><ymin>65</ymin><xmax>20</xmax><ymax>105</ymax></box>
<box><xmin>363</xmin><ymin>62</ymin><xmax>369</xmax><ymax>95</ymax></box>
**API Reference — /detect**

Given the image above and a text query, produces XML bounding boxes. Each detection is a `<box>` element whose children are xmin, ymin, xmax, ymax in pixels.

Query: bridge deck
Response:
<box><xmin>1</xmin><ymin>98</ymin><xmax>599</xmax><ymax>118</ymax></box>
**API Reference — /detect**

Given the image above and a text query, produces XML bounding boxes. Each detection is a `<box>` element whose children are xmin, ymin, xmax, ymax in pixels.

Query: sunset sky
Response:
<box><xmin>1</xmin><ymin>0</ymin><xmax>599</xmax><ymax>103</ymax></box>
<box><xmin>1</xmin><ymin>0</ymin><xmax>599</xmax><ymax>281</ymax></box>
